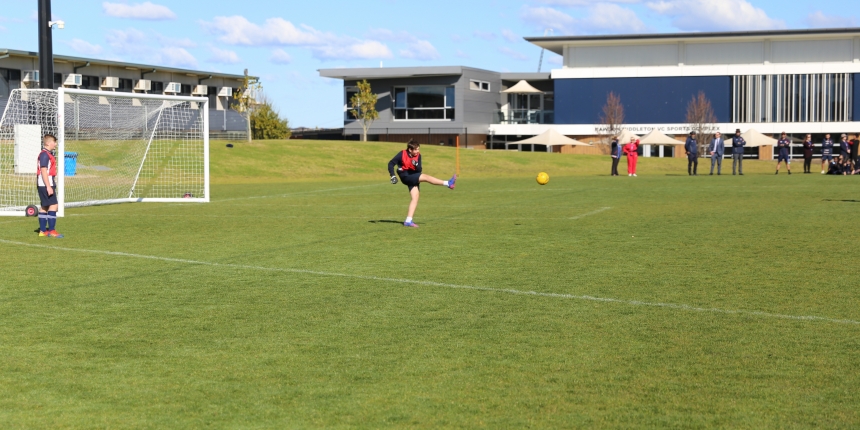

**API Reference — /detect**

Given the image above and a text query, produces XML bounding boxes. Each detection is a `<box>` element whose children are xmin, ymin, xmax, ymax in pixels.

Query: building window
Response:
<box><xmin>470</xmin><ymin>79</ymin><xmax>490</xmax><ymax>92</ymax></box>
<box><xmin>151</xmin><ymin>81</ymin><xmax>164</xmax><ymax>94</ymax></box>
<box><xmin>81</xmin><ymin>75</ymin><xmax>100</xmax><ymax>90</ymax></box>
<box><xmin>118</xmin><ymin>78</ymin><xmax>133</xmax><ymax>92</ymax></box>
<box><xmin>0</xmin><ymin>68</ymin><xmax>22</xmax><ymax>81</ymax></box>
<box><xmin>180</xmin><ymin>84</ymin><xmax>192</xmax><ymax>95</ymax></box>
<box><xmin>344</xmin><ymin>86</ymin><xmax>357</xmax><ymax>120</ymax></box>
<box><xmin>393</xmin><ymin>86</ymin><xmax>455</xmax><ymax>120</ymax></box>
<box><xmin>732</xmin><ymin>73</ymin><xmax>853</xmax><ymax>123</ymax></box>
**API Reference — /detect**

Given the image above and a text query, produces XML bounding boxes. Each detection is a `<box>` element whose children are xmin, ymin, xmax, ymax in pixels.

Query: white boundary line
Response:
<box><xmin>569</xmin><ymin>207</ymin><xmax>611</xmax><ymax>219</ymax></box>
<box><xmin>1</xmin><ymin>238</ymin><xmax>857</xmax><ymax>326</ymax></box>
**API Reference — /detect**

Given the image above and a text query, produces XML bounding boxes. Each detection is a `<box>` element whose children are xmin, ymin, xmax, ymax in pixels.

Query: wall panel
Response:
<box><xmin>570</xmin><ymin>44</ymin><xmax>678</xmax><ymax>68</ymax></box>
<box><xmin>772</xmin><ymin>39</ymin><xmax>854</xmax><ymax>63</ymax></box>
<box><xmin>686</xmin><ymin>42</ymin><xmax>763</xmax><ymax>65</ymax></box>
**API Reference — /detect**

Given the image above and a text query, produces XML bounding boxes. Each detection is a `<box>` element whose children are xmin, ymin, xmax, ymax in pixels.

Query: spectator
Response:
<box><xmin>731</xmin><ymin>128</ymin><xmax>746</xmax><ymax>175</ymax></box>
<box><xmin>708</xmin><ymin>131</ymin><xmax>724</xmax><ymax>175</ymax></box>
<box><xmin>802</xmin><ymin>134</ymin><xmax>814</xmax><ymax>174</ymax></box>
<box><xmin>684</xmin><ymin>131</ymin><xmax>698</xmax><ymax>176</ymax></box>
<box><xmin>821</xmin><ymin>134</ymin><xmax>834</xmax><ymax>174</ymax></box>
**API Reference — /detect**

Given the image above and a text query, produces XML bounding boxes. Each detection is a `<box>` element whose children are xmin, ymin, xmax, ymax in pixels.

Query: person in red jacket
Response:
<box><xmin>623</xmin><ymin>137</ymin><xmax>640</xmax><ymax>176</ymax></box>
<box><xmin>387</xmin><ymin>140</ymin><xmax>456</xmax><ymax>228</ymax></box>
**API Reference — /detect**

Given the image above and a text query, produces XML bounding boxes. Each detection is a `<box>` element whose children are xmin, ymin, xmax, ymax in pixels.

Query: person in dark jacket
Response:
<box><xmin>840</xmin><ymin>134</ymin><xmax>851</xmax><ymax>161</ymax></box>
<box><xmin>775</xmin><ymin>132</ymin><xmax>791</xmax><ymax>175</ymax></box>
<box><xmin>610</xmin><ymin>137</ymin><xmax>622</xmax><ymax>176</ymax></box>
<box><xmin>731</xmin><ymin>128</ymin><xmax>746</xmax><ymax>175</ymax></box>
<box><xmin>851</xmin><ymin>133</ymin><xmax>859</xmax><ymax>166</ymax></box>
<box><xmin>684</xmin><ymin>131</ymin><xmax>698</xmax><ymax>176</ymax></box>
<box><xmin>802</xmin><ymin>134</ymin><xmax>814</xmax><ymax>173</ymax></box>
<box><xmin>821</xmin><ymin>134</ymin><xmax>834</xmax><ymax>174</ymax></box>
<box><xmin>387</xmin><ymin>140</ymin><xmax>456</xmax><ymax>228</ymax></box>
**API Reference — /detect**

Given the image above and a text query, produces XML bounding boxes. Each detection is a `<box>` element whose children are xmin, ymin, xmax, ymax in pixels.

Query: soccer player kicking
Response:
<box><xmin>36</xmin><ymin>134</ymin><xmax>64</xmax><ymax>238</ymax></box>
<box><xmin>387</xmin><ymin>140</ymin><xmax>456</xmax><ymax>228</ymax></box>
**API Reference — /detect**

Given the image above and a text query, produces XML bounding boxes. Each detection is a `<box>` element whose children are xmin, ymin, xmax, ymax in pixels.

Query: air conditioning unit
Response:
<box><xmin>192</xmin><ymin>85</ymin><xmax>208</xmax><ymax>96</ymax></box>
<box><xmin>100</xmin><ymin>77</ymin><xmax>119</xmax><ymax>89</ymax></box>
<box><xmin>63</xmin><ymin>74</ymin><xmax>82</xmax><ymax>87</ymax></box>
<box><xmin>22</xmin><ymin>70</ymin><xmax>40</xmax><ymax>83</ymax></box>
<box><xmin>164</xmin><ymin>82</ymin><xmax>182</xmax><ymax>94</ymax></box>
<box><xmin>134</xmin><ymin>79</ymin><xmax>151</xmax><ymax>92</ymax></box>
<box><xmin>217</xmin><ymin>87</ymin><xmax>233</xmax><ymax>97</ymax></box>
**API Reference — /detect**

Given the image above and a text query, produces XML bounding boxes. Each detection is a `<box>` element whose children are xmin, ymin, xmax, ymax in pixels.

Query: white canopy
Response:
<box><xmin>502</xmin><ymin>80</ymin><xmax>543</xmax><ymax>94</ymax></box>
<box><xmin>614</xmin><ymin>129</ymin><xmax>641</xmax><ymax>144</ymax></box>
<box><xmin>512</xmin><ymin>129</ymin><xmax>591</xmax><ymax>146</ymax></box>
<box><xmin>639</xmin><ymin>129</ymin><xmax>681</xmax><ymax>145</ymax></box>
<box><xmin>740</xmin><ymin>128</ymin><xmax>777</xmax><ymax>147</ymax></box>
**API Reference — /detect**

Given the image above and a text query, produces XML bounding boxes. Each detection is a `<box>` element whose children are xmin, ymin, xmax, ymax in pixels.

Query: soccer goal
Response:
<box><xmin>0</xmin><ymin>88</ymin><xmax>209</xmax><ymax>216</ymax></box>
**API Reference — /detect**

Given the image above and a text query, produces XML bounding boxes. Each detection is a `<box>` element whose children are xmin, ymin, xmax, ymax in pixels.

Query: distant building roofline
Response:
<box><xmin>0</xmin><ymin>48</ymin><xmax>251</xmax><ymax>81</ymax></box>
<box><xmin>319</xmin><ymin>65</ymin><xmax>498</xmax><ymax>80</ymax></box>
<box><xmin>526</xmin><ymin>27</ymin><xmax>860</xmax><ymax>55</ymax></box>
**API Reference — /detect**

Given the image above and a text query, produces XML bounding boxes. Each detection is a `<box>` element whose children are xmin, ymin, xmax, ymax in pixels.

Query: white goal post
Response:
<box><xmin>0</xmin><ymin>88</ymin><xmax>209</xmax><ymax>216</ymax></box>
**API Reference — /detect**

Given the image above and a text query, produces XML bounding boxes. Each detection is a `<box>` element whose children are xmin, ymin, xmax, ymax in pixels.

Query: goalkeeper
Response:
<box><xmin>36</xmin><ymin>134</ymin><xmax>63</xmax><ymax>238</ymax></box>
<box><xmin>387</xmin><ymin>140</ymin><xmax>456</xmax><ymax>228</ymax></box>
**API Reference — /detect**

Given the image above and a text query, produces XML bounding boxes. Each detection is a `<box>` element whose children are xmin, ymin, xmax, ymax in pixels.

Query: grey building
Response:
<box><xmin>1</xmin><ymin>48</ymin><xmax>252</xmax><ymax>138</ymax></box>
<box><xmin>319</xmin><ymin>66</ymin><xmax>550</xmax><ymax>148</ymax></box>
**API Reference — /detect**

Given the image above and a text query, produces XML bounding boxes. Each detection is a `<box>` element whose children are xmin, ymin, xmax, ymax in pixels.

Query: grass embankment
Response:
<box><xmin>0</xmin><ymin>140</ymin><xmax>857</xmax><ymax>428</ymax></box>
<box><xmin>210</xmin><ymin>139</ymin><xmax>784</xmax><ymax>183</ymax></box>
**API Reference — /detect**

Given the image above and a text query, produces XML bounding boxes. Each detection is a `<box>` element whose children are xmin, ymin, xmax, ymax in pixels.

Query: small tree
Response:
<box><xmin>599</xmin><ymin>92</ymin><xmax>625</xmax><ymax>147</ymax></box>
<box><xmin>686</xmin><ymin>91</ymin><xmax>717</xmax><ymax>155</ymax></box>
<box><xmin>349</xmin><ymin>79</ymin><xmax>378</xmax><ymax>142</ymax></box>
<box><xmin>250</xmin><ymin>95</ymin><xmax>291</xmax><ymax>140</ymax></box>
<box><xmin>232</xmin><ymin>72</ymin><xmax>262</xmax><ymax>143</ymax></box>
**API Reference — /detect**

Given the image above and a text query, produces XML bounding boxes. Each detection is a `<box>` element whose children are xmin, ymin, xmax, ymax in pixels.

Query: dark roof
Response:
<box><xmin>0</xmin><ymin>48</ymin><xmax>249</xmax><ymax>80</ymax></box>
<box><xmin>319</xmin><ymin>66</ymin><xmax>496</xmax><ymax>80</ymax></box>
<box><xmin>526</xmin><ymin>27</ymin><xmax>860</xmax><ymax>55</ymax></box>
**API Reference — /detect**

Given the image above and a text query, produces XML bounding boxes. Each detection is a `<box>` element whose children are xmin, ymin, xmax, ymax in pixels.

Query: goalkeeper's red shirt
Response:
<box><xmin>36</xmin><ymin>149</ymin><xmax>57</xmax><ymax>187</ymax></box>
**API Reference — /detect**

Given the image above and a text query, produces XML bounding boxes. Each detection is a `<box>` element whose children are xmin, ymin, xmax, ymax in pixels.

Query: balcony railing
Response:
<box><xmin>493</xmin><ymin>109</ymin><xmax>554</xmax><ymax>125</ymax></box>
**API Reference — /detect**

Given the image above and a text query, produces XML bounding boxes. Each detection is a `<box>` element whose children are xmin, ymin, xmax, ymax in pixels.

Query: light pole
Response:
<box><xmin>38</xmin><ymin>0</ymin><xmax>64</xmax><ymax>89</ymax></box>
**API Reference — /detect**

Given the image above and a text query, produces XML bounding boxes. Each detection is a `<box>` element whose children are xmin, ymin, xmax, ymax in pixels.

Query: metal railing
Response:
<box><xmin>492</xmin><ymin>109</ymin><xmax>554</xmax><ymax>125</ymax></box>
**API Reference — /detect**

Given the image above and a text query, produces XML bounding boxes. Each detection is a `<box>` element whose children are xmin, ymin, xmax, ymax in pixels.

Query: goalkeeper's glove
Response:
<box><xmin>390</xmin><ymin>176</ymin><xmax>398</xmax><ymax>184</ymax></box>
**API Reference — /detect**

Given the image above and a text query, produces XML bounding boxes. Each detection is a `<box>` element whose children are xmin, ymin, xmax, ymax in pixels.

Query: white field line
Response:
<box><xmin>1</xmin><ymin>238</ymin><xmax>857</xmax><ymax>326</ymax></box>
<box><xmin>569</xmin><ymin>207</ymin><xmax>611</xmax><ymax>219</ymax></box>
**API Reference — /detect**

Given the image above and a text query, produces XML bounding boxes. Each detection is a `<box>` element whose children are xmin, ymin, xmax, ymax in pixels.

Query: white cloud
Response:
<box><xmin>646</xmin><ymin>0</ymin><xmax>785</xmax><ymax>31</ymax></box>
<box><xmin>455</xmin><ymin>50</ymin><xmax>471</xmax><ymax>59</ymax></box>
<box><xmin>270</xmin><ymin>48</ymin><xmax>293</xmax><ymax>64</ymax></box>
<box><xmin>312</xmin><ymin>40</ymin><xmax>393</xmax><ymax>61</ymax></box>
<box><xmin>399</xmin><ymin>40</ymin><xmax>441</xmax><ymax>61</ymax></box>
<box><xmin>473</xmin><ymin>30</ymin><xmax>497</xmax><ymax>40</ymax></box>
<box><xmin>450</xmin><ymin>34</ymin><xmax>465</xmax><ymax>42</ymax></box>
<box><xmin>805</xmin><ymin>11</ymin><xmax>856</xmax><ymax>28</ymax></box>
<box><xmin>102</xmin><ymin>2</ymin><xmax>176</xmax><ymax>20</ymax></box>
<box><xmin>501</xmin><ymin>28</ymin><xmax>520</xmax><ymax>43</ymax></box>
<box><xmin>66</xmin><ymin>39</ymin><xmax>104</xmax><ymax>56</ymax></box>
<box><xmin>157</xmin><ymin>35</ymin><xmax>197</xmax><ymax>48</ymax></box>
<box><xmin>208</xmin><ymin>46</ymin><xmax>240</xmax><ymax>64</ymax></box>
<box><xmin>499</xmin><ymin>46</ymin><xmax>530</xmax><ymax>61</ymax></box>
<box><xmin>536</xmin><ymin>0</ymin><xmax>640</xmax><ymax>5</ymax></box>
<box><xmin>202</xmin><ymin>16</ymin><xmax>327</xmax><ymax>46</ymax></box>
<box><xmin>159</xmin><ymin>47</ymin><xmax>198</xmax><ymax>68</ymax></box>
<box><xmin>106</xmin><ymin>28</ymin><xmax>147</xmax><ymax>54</ymax></box>
<box><xmin>521</xmin><ymin>4</ymin><xmax>647</xmax><ymax>34</ymax></box>
<box><xmin>0</xmin><ymin>25</ymin><xmax>6</xmax><ymax>32</ymax></box>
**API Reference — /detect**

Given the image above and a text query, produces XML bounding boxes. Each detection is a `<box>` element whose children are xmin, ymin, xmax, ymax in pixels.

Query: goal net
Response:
<box><xmin>0</xmin><ymin>88</ymin><xmax>209</xmax><ymax>216</ymax></box>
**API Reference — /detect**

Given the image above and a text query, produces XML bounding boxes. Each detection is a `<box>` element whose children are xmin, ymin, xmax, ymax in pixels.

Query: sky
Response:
<box><xmin>0</xmin><ymin>0</ymin><xmax>856</xmax><ymax>128</ymax></box>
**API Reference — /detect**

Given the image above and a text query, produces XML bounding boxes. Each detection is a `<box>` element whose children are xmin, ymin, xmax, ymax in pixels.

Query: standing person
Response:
<box><xmin>623</xmin><ymin>137</ymin><xmax>640</xmax><ymax>177</ymax></box>
<box><xmin>684</xmin><ymin>131</ymin><xmax>698</xmax><ymax>176</ymax></box>
<box><xmin>802</xmin><ymin>134</ymin><xmax>814</xmax><ymax>174</ymax></box>
<box><xmin>851</xmin><ymin>133</ymin><xmax>859</xmax><ymax>167</ymax></box>
<box><xmin>731</xmin><ymin>128</ymin><xmax>746</xmax><ymax>175</ymax></box>
<box><xmin>821</xmin><ymin>133</ymin><xmax>834</xmax><ymax>174</ymax></box>
<box><xmin>36</xmin><ymin>134</ymin><xmax>63</xmax><ymax>238</ymax></box>
<box><xmin>708</xmin><ymin>131</ymin><xmax>724</xmax><ymax>175</ymax></box>
<box><xmin>387</xmin><ymin>140</ymin><xmax>456</xmax><ymax>228</ymax></box>
<box><xmin>839</xmin><ymin>134</ymin><xmax>851</xmax><ymax>162</ymax></box>
<box><xmin>610</xmin><ymin>137</ymin><xmax>622</xmax><ymax>176</ymax></box>
<box><xmin>775</xmin><ymin>132</ymin><xmax>792</xmax><ymax>175</ymax></box>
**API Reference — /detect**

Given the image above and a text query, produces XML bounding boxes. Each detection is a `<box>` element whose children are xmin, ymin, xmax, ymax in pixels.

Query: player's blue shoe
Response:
<box><xmin>448</xmin><ymin>174</ymin><xmax>457</xmax><ymax>189</ymax></box>
<box><xmin>403</xmin><ymin>221</ymin><xmax>419</xmax><ymax>228</ymax></box>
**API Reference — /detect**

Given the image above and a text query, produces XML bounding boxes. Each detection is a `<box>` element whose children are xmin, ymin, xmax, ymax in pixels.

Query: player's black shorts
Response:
<box><xmin>821</xmin><ymin>154</ymin><xmax>833</xmax><ymax>161</ymax></box>
<box><xmin>38</xmin><ymin>186</ymin><xmax>58</xmax><ymax>207</ymax></box>
<box><xmin>777</xmin><ymin>153</ymin><xmax>790</xmax><ymax>163</ymax></box>
<box><xmin>398</xmin><ymin>171</ymin><xmax>421</xmax><ymax>191</ymax></box>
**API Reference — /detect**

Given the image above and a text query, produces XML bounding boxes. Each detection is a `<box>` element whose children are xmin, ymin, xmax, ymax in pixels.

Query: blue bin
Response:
<box><xmin>64</xmin><ymin>152</ymin><xmax>78</xmax><ymax>177</ymax></box>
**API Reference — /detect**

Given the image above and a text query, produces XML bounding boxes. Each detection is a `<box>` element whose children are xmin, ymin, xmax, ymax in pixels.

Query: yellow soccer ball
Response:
<box><xmin>536</xmin><ymin>172</ymin><xmax>549</xmax><ymax>185</ymax></box>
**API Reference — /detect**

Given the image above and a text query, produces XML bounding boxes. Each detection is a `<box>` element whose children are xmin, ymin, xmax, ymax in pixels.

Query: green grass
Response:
<box><xmin>1</xmin><ymin>139</ymin><xmax>858</xmax><ymax>428</ymax></box>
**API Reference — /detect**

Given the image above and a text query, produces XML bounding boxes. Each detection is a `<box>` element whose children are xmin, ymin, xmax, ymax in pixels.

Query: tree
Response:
<box><xmin>232</xmin><ymin>72</ymin><xmax>262</xmax><ymax>143</ymax></box>
<box><xmin>686</xmin><ymin>91</ymin><xmax>717</xmax><ymax>155</ymax></box>
<box><xmin>349</xmin><ymin>80</ymin><xmax>379</xmax><ymax>142</ymax></box>
<box><xmin>599</xmin><ymin>92</ymin><xmax>625</xmax><ymax>147</ymax></box>
<box><xmin>250</xmin><ymin>95</ymin><xmax>291</xmax><ymax>140</ymax></box>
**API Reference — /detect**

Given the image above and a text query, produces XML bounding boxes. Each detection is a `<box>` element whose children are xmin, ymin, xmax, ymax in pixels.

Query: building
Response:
<box><xmin>320</xmin><ymin>27</ymin><xmax>860</xmax><ymax>159</ymax></box>
<box><xmin>1</xmin><ymin>48</ymin><xmax>252</xmax><ymax>139</ymax></box>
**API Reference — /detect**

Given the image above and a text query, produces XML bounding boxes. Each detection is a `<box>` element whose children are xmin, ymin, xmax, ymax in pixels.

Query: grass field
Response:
<box><xmin>1</xmin><ymin>140</ymin><xmax>859</xmax><ymax>428</ymax></box>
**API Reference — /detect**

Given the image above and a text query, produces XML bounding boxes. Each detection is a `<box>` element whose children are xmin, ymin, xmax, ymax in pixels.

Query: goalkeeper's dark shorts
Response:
<box><xmin>38</xmin><ymin>185</ymin><xmax>58</xmax><ymax>207</ymax></box>
<box><xmin>398</xmin><ymin>171</ymin><xmax>421</xmax><ymax>191</ymax></box>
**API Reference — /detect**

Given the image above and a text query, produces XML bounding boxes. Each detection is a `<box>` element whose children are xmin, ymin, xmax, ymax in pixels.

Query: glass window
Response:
<box><xmin>392</xmin><ymin>86</ymin><xmax>455</xmax><ymax>120</ymax></box>
<box><xmin>151</xmin><ymin>81</ymin><xmax>164</xmax><ymax>94</ymax></box>
<box><xmin>345</xmin><ymin>87</ymin><xmax>358</xmax><ymax>120</ymax></box>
